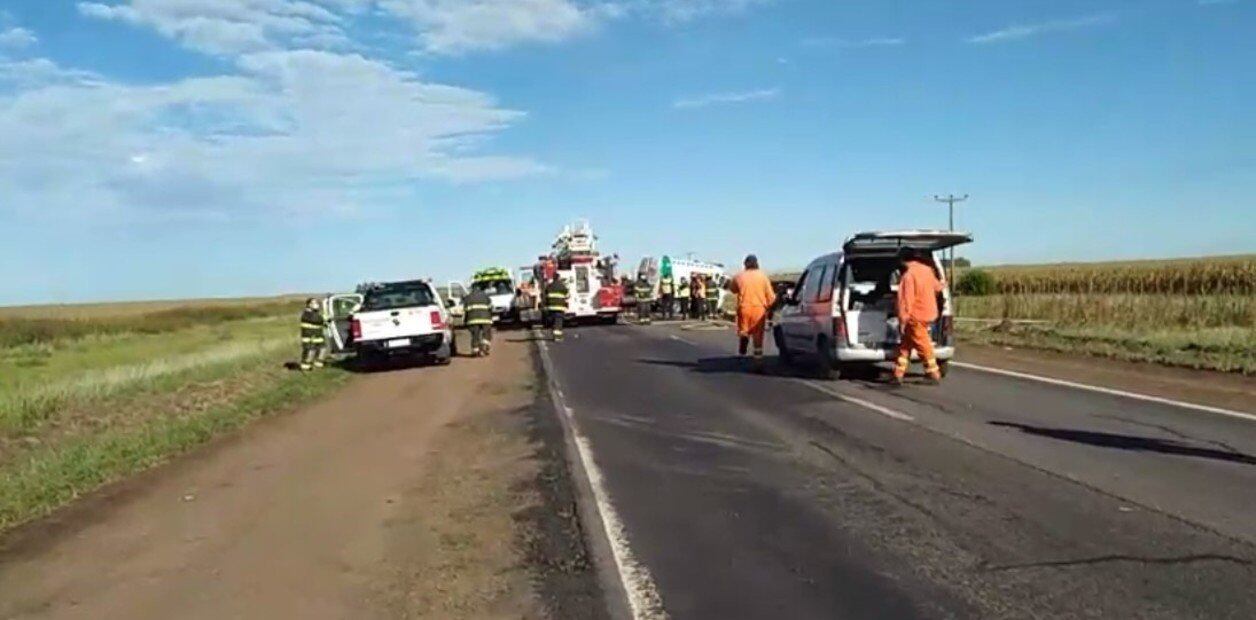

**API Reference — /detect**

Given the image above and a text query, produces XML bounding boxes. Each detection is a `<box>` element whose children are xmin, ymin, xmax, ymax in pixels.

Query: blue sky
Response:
<box><xmin>0</xmin><ymin>0</ymin><xmax>1252</xmax><ymax>304</ymax></box>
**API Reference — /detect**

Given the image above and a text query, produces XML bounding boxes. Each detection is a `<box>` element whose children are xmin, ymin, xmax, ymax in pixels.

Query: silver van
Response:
<box><xmin>773</xmin><ymin>230</ymin><xmax>973</xmax><ymax>379</ymax></box>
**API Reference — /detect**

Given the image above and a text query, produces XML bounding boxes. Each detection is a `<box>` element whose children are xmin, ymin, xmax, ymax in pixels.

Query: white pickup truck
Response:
<box><xmin>349</xmin><ymin>280</ymin><xmax>455</xmax><ymax>365</ymax></box>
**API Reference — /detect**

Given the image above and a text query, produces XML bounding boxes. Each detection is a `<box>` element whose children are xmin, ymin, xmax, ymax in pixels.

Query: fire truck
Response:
<box><xmin>530</xmin><ymin>220</ymin><xmax>623</xmax><ymax>325</ymax></box>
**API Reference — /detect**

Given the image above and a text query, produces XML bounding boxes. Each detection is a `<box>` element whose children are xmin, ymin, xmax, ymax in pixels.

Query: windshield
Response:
<box><xmin>361</xmin><ymin>282</ymin><xmax>437</xmax><ymax>311</ymax></box>
<box><xmin>471</xmin><ymin>280</ymin><xmax>514</xmax><ymax>296</ymax></box>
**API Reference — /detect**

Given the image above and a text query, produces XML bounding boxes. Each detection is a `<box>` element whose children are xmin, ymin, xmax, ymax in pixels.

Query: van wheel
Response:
<box><xmin>938</xmin><ymin>360</ymin><xmax>949</xmax><ymax>377</ymax></box>
<box><xmin>815</xmin><ymin>338</ymin><xmax>838</xmax><ymax>380</ymax></box>
<box><xmin>774</xmin><ymin>326</ymin><xmax>793</xmax><ymax>366</ymax></box>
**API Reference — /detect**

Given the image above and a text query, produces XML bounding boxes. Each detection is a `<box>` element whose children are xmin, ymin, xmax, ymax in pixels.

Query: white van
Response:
<box><xmin>773</xmin><ymin>230</ymin><xmax>972</xmax><ymax>379</ymax></box>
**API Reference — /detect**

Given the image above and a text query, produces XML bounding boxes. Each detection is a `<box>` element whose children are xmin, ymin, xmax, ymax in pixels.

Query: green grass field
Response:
<box><xmin>0</xmin><ymin>299</ymin><xmax>348</xmax><ymax>531</ymax></box>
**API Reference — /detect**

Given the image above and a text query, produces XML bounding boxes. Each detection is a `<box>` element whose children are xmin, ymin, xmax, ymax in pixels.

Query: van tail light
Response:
<box><xmin>833</xmin><ymin>316</ymin><xmax>848</xmax><ymax>344</ymax></box>
<box><xmin>350</xmin><ymin>318</ymin><xmax>361</xmax><ymax>341</ymax></box>
<box><xmin>430</xmin><ymin>310</ymin><xmax>447</xmax><ymax>330</ymax></box>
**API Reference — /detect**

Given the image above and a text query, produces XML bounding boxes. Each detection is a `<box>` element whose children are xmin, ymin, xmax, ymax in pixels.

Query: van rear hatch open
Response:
<box><xmin>843</xmin><ymin>230</ymin><xmax>973</xmax><ymax>256</ymax></box>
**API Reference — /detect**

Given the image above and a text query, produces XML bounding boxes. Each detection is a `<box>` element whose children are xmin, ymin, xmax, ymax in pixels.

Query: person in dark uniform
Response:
<box><xmin>544</xmin><ymin>273</ymin><xmax>569</xmax><ymax>340</ymax></box>
<box><xmin>706</xmin><ymin>274</ymin><xmax>722</xmax><ymax>320</ymax></box>
<box><xmin>299</xmin><ymin>298</ymin><xmax>326</xmax><ymax>371</ymax></box>
<box><xmin>633</xmin><ymin>275</ymin><xmax>654</xmax><ymax>325</ymax></box>
<box><xmin>463</xmin><ymin>287</ymin><xmax>494</xmax><ymax>356</ymax></box>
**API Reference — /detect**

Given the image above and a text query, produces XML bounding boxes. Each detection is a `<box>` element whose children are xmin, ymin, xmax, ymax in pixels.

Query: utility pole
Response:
<box><xmin>933</xmin><ymin>194</ymin><xmax>968</xmax><ymax>286</ymax></box>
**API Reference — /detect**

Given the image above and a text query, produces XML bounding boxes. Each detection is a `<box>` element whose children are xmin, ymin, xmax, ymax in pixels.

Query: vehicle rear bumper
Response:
<box><xmin>837</xmin><ymin>345</ymin><xmax>955</xmax><ymax>363</ymax></box>
<box><xmin>355</xmin><ymin>333</ymin><xmax>451</xmax><ymax>357</ymax></box>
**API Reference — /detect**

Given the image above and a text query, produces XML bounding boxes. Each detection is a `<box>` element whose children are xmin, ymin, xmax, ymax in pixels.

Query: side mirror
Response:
<box><xmin>445</xmin><ymin>299</ymin><xmax>457</xmax><ymax>308</ymax></box>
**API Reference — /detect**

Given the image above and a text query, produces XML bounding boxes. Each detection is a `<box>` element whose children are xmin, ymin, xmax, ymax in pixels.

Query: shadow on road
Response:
<box><xmin>637</xmin><ymin>356</ymin><xmax>815</xmax><ymax>379</ymax></box>
<box><xmin>990</xmin><ymin>421</ymin><xmax>1256</xmax><ymax>466</ymax></box>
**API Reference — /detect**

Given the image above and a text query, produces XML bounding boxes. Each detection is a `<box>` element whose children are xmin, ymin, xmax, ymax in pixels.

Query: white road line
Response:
<box><xmin>951</xmin><ymin>361</ymin><xmax>1256</xmax><ymax>423</ymax></box>
<box><xmin>799</xmin><ymin>380</ymin><xmax>915</xmax><ymax>421</ymax></box>
<box><xmin>668</xmin><ymin>334</ymin><xmax>696</xmax><ymax>346</ymax></box>
<box><xmin>538</xmin><ymin>342</ymin><xmax>667</xmax><ymax>620</ymax></box>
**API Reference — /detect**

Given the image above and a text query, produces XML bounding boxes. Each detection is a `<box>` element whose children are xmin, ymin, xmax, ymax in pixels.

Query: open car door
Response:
<box><xmin>445</xmin><ymin>281</ymin><xmax>468</xmax><ymax>320</ymax></box>
<box><xmin>322</xmin><ymin>293</ymin><xmax>363</xmax><ymax>354</ymax></box>
<box><xmin>843</xmin><ymin>230</ymin><xmax>973</xmax><ymax>256</ymax></box>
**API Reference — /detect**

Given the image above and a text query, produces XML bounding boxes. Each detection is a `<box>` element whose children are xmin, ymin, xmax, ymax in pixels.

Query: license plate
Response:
<box><xmin>386</xmin><ymin>338</ymin><xmax>410</xmax><ymax>348</ymax></box>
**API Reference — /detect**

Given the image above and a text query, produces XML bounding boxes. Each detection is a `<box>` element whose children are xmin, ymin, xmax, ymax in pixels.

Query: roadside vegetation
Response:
<box><xmin>0</xmin><ymin>298</ymin><xmax>346</xmax><ymax>531</ymax></box>
<box><xmin>955</xmin><ymin>255</ymin><xmax>1256</xmax><ymax>374</ymax></box>
<box><xmin>0</xmin><ymin>299</ymin><xmax>302</xmax><ymax>349</ymax></box>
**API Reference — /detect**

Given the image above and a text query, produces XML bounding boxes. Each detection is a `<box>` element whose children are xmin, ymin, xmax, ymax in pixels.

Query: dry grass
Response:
<box><xmin>976</xmin><ymin>255</ymin><xmax>1256</xmax><ymax>295</ymax></box>
<box><xmin>0</xmin><ymin>295</ymin><xmax>310</xmax><ymax>319</ymax></box>
<box><xmin>955</xmin><ymin>294</ymin><xmax>1254</xmax><ymax>330</ymax></box>
<box><xmin>0</xmin><ymin>300</ymin><xmax>302</xmax><ymax>349</ymax></box>
<box><xmin>956</xmin><ymin>256</ymin><xmax>1255</xmax><ymax>373</ymax></box>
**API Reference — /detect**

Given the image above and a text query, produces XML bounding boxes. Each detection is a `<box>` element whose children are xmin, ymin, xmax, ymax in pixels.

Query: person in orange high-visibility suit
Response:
<box><xmin>894</xmin><ymin>250</ymin><xmax>946</xmax><ymax>384</ymax></box>
<box><xmin>730</xmin><ymin>255</ymin><xmax>776</xmax><ymax>370</ymax></box>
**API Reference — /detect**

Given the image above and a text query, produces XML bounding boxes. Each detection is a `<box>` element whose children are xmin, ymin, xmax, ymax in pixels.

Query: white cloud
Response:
<box><xmin>673</xmin><ymin>87</ymin><xmax>779</xmax><ymax>109</ymax></box>
<box><xmin>378</xmin><ymin>0</ymin><xmax>599</xmax><ymax>54</ymax></box>
<box><xmin>377</xmin><ymin>0</ymin><xmax>776</xmax><ymax>55</ymax></box>
<box><xmin>635</xmin><ymin>0</ymin><xmax>773</xmax><ymax>24</ymax></box>
<box><xmin>0</xmin><ymin>26</ymin><xmax>37</xmax><ymax>48</ymax></box>
<box><xmin>8</xmin><ymin>0</ymin><xmax>781</xmax><ymax>222</ymax></box>
<box><xmin>77</xmin><ymin>0</ymin><xmax>351</xmax><ymax>54</ymax></box>
<box><xmin>0</xmin><ymin>49</ymin><xmax>543</xmax><ymax>220</ymax></box>
<box><xmin>801</xmin><ymin>36</ymin><xmax>905</xmax><ymax>49</ymax></box>
<box><xmin>78</xmin><ymin>0</ymin><xmax>778</xmax><ymax>56</ymax></box>
<box><xmin>966</xmin><ymin>14</ymin><xmax>1116</xmax><ymax>44</ymax></box>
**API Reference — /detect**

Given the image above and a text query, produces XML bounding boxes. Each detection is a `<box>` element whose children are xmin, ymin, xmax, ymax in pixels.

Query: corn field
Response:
<box><xmin>975</xmin><ymin>255</ymin><xmax>1256</xmax><ymax>296</ymax></box>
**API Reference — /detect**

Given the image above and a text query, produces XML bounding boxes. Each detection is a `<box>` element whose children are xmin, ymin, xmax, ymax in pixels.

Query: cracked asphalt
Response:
<box><xmin>542</xmin><ymin>321</ymin><xmax>1256</xmax><ymax>619</ymax></box>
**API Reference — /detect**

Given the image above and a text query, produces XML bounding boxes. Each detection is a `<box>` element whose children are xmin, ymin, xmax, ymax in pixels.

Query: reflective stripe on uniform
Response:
<box><xmin>301</xmin><ymin>322</ymin><xmax>323</xmax><ymax>329</ymax></box>
<box><xmin>464</xmin><ymin>304</ymin><xmax>491</xmax><ymax>310</ymax></box>
<box><xmin>467</xmin><ymin>318</ymin><xmax>493</xmax><ymax>325</ymax></box>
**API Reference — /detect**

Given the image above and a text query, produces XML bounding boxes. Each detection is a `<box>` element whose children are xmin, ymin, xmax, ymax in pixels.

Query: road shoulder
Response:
<box><xmin>959</xmin><ymin>343</ymin><xmax>1255</xmax><ymax>414</ymax></box>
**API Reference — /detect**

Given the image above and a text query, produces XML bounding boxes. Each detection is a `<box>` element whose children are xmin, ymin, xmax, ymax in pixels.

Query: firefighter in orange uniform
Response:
<box><xmin>894</xmin><ymin>249</ymin><xmax>946</xmax><ymax>384</ymax></box>
<box><xmin>730</xmin><ymin>255</ymin><xmax>776</xmax><ymax>370</ymax></box>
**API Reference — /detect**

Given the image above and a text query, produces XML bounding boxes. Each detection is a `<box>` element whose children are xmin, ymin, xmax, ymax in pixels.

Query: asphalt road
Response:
<box><xmin>540</xmin><ymin>321</ymin><xmax>1256</xmax><ymax>619</ymax></box>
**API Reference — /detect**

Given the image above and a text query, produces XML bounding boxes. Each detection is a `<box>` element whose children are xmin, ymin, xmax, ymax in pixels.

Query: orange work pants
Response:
<box><xmin>894</xmin><ymin>320</ymin><xmax>940</xmax><ymax>379</ymax></box>
<box><xmin>737</xmin><ymin>306</ymin><xmax>768</xmax><ymax>357</ymax></box>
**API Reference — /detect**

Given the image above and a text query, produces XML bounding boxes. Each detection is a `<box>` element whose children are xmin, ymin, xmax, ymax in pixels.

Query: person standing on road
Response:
<box><xmin>677</xmin><ymin>277</ymin><xmax>691</xmax><ymax>319</ymax></box>
<box><xmin>544</xmin><ymin>273</ymin><xmax>569</xmax><ymax>341</ymax></box>
<box><xmin>691</xmin><ymin>275</ymin><xmax>707</xmax><ymax>320</ymax></box>
<box><xmin>659</xmin><ymin>273</ymin><xmax>675</xmax><ymax>321</ymax></box>
<box><xmin>634</xmin><ymin>275</ymin><xmax>654</xmax><ymax>325</ymax></box>
<box><xmin>730</xmin><ymin>255</ymin><xmax>776</xmax><ymax>370</ymax></box>
<box><xmin>893</xmin><ymin>249</ymin><xmax>946</xmax><ymax>385</ymax></box>
<box><xmin>463</xmin><ymin>286</ymin><xmax>494</xmax><ymax>357</ymax></box>
<box><xmin>706</xmin><ymin>275</ymin><xmax>722</xmax><ymax>320</ymax></box>
<box><xmin>299</xmin><ymin>298</ymin><xmax>327</xmax><ymax>371</ymax></box>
